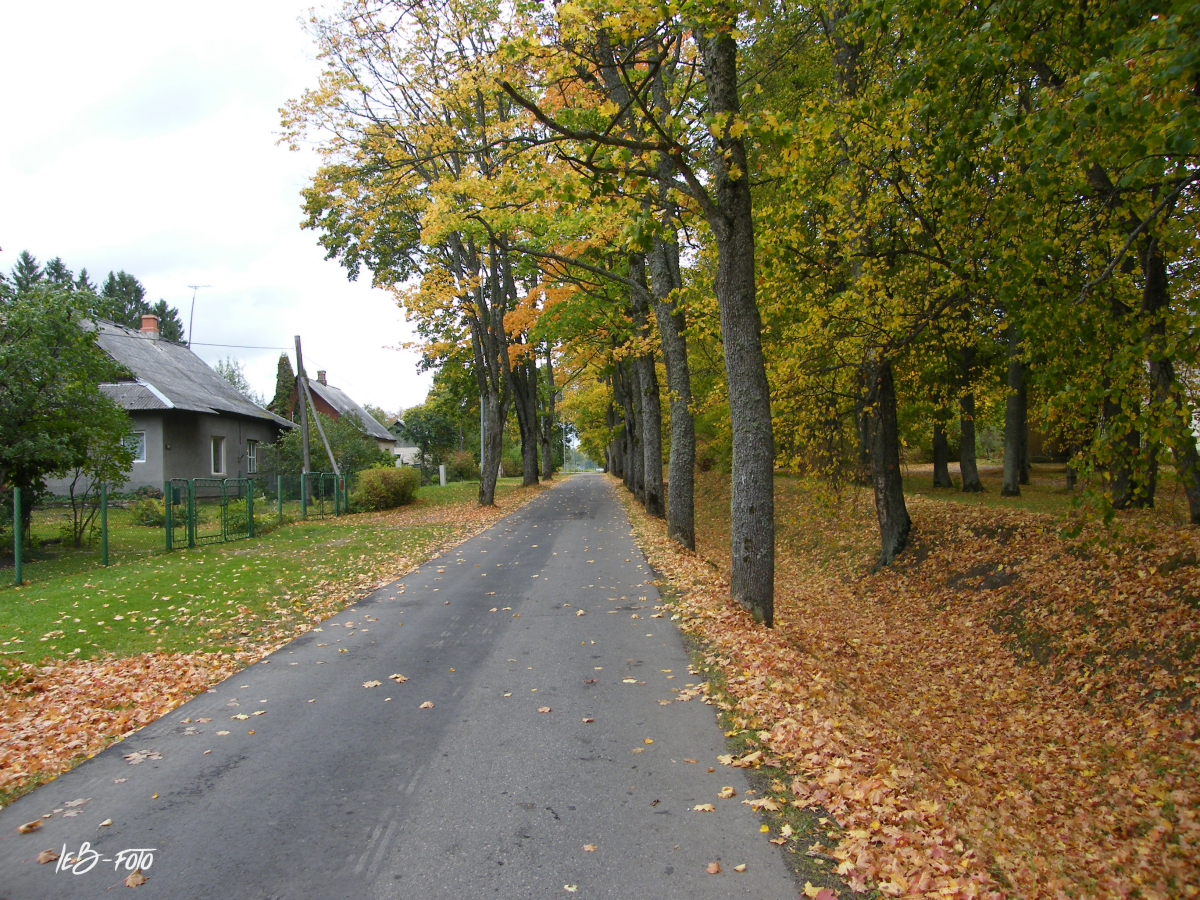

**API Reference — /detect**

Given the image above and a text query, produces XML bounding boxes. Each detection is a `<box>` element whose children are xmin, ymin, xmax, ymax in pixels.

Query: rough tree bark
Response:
<box><xmin>867</xmin><ymin>356</ymin><xmax>911</xmax><ymax>565</ymax></box>
<box><xmin>1002</xmin><ymin>325</ymin><xmax>1026</xmax><ymax>496</ymax></box>
<box><xmin>648</xmin><ymin>229</ymin><xmax>696</xmax><ymax>549</ymax></box>
<box><xmin>1141</xmin><ymin>236</ymin><xmax>1200</xmax><ymax>524</ymax></box>
<box><xmin>540</xmin><ymin>345</ymin><xmax>555</xmax><ymax>480</ymax></box>
<box><xmin>932</xmin><ymin>420</ymin><xmax>953</xmax><ymax>488</ymax></box>
<box><xmin>697</xmin><ymin>21</ymin><xmax>774</xmax><ymax>625</ymax></box>
<box><xmin>630</xmin><ymin>254</ymin><xmax>664</xmax><ymax>518</ymax></box>
<box><xmin>959</xmin><ymin>345</ymin><xmax>984</xmax><ymax>492</ymax></box>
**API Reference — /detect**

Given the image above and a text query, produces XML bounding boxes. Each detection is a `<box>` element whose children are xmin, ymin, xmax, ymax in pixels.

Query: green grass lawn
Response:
<box><xmin>0</xmin><ymin>477</ymin><xmax>529</xmax><ymax>677</ymax></box>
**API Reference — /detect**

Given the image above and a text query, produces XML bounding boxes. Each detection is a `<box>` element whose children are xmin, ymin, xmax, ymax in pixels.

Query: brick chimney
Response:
<box><xmin>140</xmin><ymin>314</ymin><xmax>160</xmax><ymax>338</ymax></box>
<box><xmin>316</xmin><ymin>370</ymin><xmax>327</xmax><ymax>385</ymax></box>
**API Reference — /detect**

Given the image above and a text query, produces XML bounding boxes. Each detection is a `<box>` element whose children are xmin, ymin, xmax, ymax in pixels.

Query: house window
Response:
<box><xmin>211</xmin><ymin>436</ymin><xmax>226</xmax><ymax>475</ymax></box>
<box><xmin>123</xmin><ymin>432</ymin><xmax>146</xmax><ymax>462</ymax></box>
<box><xmin>247</xmin><ymin>440</ymin><xmax>259</xmax><ymax>474</ymax></box>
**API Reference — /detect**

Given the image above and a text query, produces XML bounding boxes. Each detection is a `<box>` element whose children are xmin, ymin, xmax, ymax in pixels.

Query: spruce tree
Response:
<box><xmin>268</xmin><ymin>353</ymin><xmax>296</xmax><ymax>415</ymax></box>
<box><xmin>11</xmin><ymin>251</ymin><xmax>42</xmax><ymax>294</ymax></box>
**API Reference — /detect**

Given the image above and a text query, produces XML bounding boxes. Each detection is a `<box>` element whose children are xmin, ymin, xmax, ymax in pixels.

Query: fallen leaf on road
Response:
<box><xmin>98</xmin><ymin>819</ymin><xmax>112</xmax><ymax>827</ymax></box>
<box><xmin>718</xmin><ymin>787</ymin><xmax>736</xmax><ymax>799</ymax></box>
<box><xmin>684</xmin><ymin>758</ymin><xmax>697</xmax><ymax>764</ymax></box>
<box><xmin>582</xmin><ymin>717</ymin><xmax>594</xmax><ymax>723</ymax></box>
<box><xmin>706</xmin><ymin>862</ymin><xmax>721</xmax><ymax>874</ymax></box>
<box><xmin>126</xmin><ymin>869</ymin><xmax>148</xmax><ymax>887</ymax></box>
<box><xmin>583</xmin><ymin>844</ymin><xmax>596</xmax><ymax>852</ymax></box>
<box><xmin>196</xmin><ymin>718</ymin><xmax>211</xmax><ymax>723</ymax></box>
<box><xmin>733</xmin><ymin>864</ymin><xmax>747</xmax><ymax>873</ymax></box>
<box><xmin>64</xmin><ymin>798</ymin><xmax>90</xmax><ymax>807</ymax></box>
<box><xmin>651</xmin><ymin>613</ymin><xmax>663</xmax><ymax>618</ymax></box>
<box><xmin>657</xmin><ymin>700</ymin><xmax>671</xmax><ymax>705</ymax></box>
<box><xmin>537</xmin><ymin>706</ymin><xmax>552</xmax><ymax>713</ymax></box>
<box><xmin>231</xmin><ymin>714</ymin><xmax>249</xmax><ymax>720</ymax></box>
<box><xmin>694</xmin><ymin>804</ymin><xmax>715</xmax><ymax>812</ymax></box>
<box><xmin>419</xmin><ymin>701</ymin><xmax>434</xmax><ymax>709</ymax></box>
<box><xmin>252</xmin><ymin>710</ymin><xmax>266</xmax><ymax>716</ymax></box>
<box><xmin>363</xmin><ymin>681</ymin><xmax>382</xmax><ymax>688</ymax></box>
<box><xmin>216</xmin><ymin>730</ymin><xmax>230</xmax><ymax>735</ymax></box>
<box><xmin>770</xmin><ymin>837</ymin><xmax>788</xmax><ymax>845</ymax></box>
<box><xmin>745</xmin><ymin>797</ymin><xmax>781</xmax><ymax>811</ymax></box>
<box><xmin>114</xmin><ymin>778</ymin><xmax>126</xmax><ymax>784</ymax></box>
<box><xmin>622</xmin><ymin>678</ymin><xmax>637</xmax><ymax>684</ymax></box>
<box><xmin>124</xmin><ymin>751</ymin><xmax>162</xmax><ymax>765</ymax></box>
<box><xmin>717</xmin><ymin>754</ymin><xmax>733</xmax><ymax>765</ymax></box>
<box><xmin>18</xmin><ymin>820</ymin><xmax>41</xmax><ymax>833</ymax></box>
<box><xmin>389</xmin><ymin>674</ymin><xmax>408</xmax><ymax>683</ymax></box>
<box><xmin>564</xmin><ymin>886</ymin><xmax>577</xmax><ymax>893</ymax></box>
<box><xmin>37</xmin><ymin>849</ymin><xmax>59</xmax><ymax>864</ymax></box>
<box><xmin>643</xmin><ymin>738</ymin><xmax>653</xmax><ymax>744</ymax></box>
<box><xmin>247</xmin><ymin>730</ymin><xmax>255</xmax><ymax>735</ymax></box>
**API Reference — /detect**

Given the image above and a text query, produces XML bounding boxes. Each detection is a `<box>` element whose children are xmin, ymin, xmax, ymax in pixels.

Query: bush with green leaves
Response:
<box><xmin>350</xmin><ymin>466</ymin><xmax>420</xmax><ymax>511</ymax></box>
<box><xmin>127</xmin><ymin>497</ymin><xmax>166</xmax><ymax>527</ymax></box>
<box><xmin>445</xmin><ymin>449</ymin><xmax>477</xmax><ymax>481</ymax></box>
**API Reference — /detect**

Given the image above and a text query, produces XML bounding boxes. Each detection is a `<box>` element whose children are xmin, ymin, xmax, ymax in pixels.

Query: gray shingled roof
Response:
<box><xmin>308</xmin><ymin>380</ymin><xmax>395</xmax><ymax>442</ymax></box>
<box><xmin>91</xmin><ymin>320</ymin><xmax>291</xmax><ymax>426</ymax></box>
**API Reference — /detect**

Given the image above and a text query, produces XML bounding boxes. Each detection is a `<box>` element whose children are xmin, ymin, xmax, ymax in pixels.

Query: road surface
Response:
<box><xmin>0</xmin><ymin>474</ymin><xmax>799</xmax><ymax>899</ymax></box>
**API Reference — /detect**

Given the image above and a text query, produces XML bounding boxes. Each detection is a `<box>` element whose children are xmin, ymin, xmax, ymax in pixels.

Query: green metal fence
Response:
<box><xmin>165</xmin><ymin>478</ymin><xmax>255</xmax><ymax>550</ymax></box>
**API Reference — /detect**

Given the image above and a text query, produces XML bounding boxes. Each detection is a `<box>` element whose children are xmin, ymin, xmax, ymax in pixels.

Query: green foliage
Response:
<box><xmin>259</xmin><ymin>410</ymin><xmax>392</xmax><ymax>479</ymax></box>
<box><xmin>128</xmin><ymin>497</ymin><xmax>166</xmax><ymax>527</ymax></box>
<box><xmin>400</xmin><ymin>403</ymin><xmax>458</xmax><ymax>468</ymax></box>
<box><xmin>445</xmin><ymin>449</ymin><xmax>478</xmax><ymax>481</ymax></box>
<box><xmin>268</xmin><ymin>353</ymin><xmax>295</xmax><ymax>415</ymax></box>
<box><xmin>351</xmin><ymin>466</ymin><xmax>420</xmax><ymax>511</ymax></box>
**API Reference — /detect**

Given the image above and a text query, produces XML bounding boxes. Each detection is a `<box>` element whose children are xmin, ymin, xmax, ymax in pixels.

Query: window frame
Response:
<box><xmin>246</xmin><ymin>439</ymin><xmax>258</xmax><ymax>475</ymax></box>
<box><xmin>124</xmin><ymin>431</ymin><xmax>147</xmax><ymax>463</ymax></box>
<box><xmin>211</xmin><ymin>435</ymin><xmax>226</xmax><ymax>476</ymax></box>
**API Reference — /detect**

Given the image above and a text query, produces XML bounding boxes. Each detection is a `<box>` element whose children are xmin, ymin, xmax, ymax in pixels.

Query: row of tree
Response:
<box><xmin>286</xmin><ymin>0</ymin><xmax>1200</xmax><ymax>627</ymax></box>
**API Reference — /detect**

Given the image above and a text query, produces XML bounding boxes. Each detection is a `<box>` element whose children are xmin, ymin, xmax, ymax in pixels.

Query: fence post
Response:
<box><xmin>277</xmin><ymin>475</ymin><xmax>283</xmax><ymax>524</ymax></box>
<box><xmin>301</xmin><ymin>474</ymin><xmax>308</xmax><ymax>519</ymax></box>
<box><xmin>13</xmin><ymin>486</ymin><xmax>22</xmax><ymax>586</ymax></box>
<box><xmin>101</xmin><ymin>483</ymin><xmax>109</xmax><ymax>566</ymax></box>
<box><xmin>187</xmin><ymin>481</ymin><xmax>196</xmax><ymax>549</ymax></box>
<box><xmin>247</xmin><ymin>482</ymin><xmax>254</xmax><ymax>539</ymax></box>
<box><xmin>334</xmin><ymin>475</ymin><xmax>340</xmax><ymax>517</ymax></box>
<box><xmin>164</xmin><ymin>481</ymin><xmax>172</xmax><ymax>552</ymax></box>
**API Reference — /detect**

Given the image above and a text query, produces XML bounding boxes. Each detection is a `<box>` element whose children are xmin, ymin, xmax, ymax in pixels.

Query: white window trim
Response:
<box><xmin>125</xmin><ymin>431</ymin><xmax>146</xmax><ymax>463</ymax></box>
<box><xmin>211</xmin><ymin>436</ymin><xmax>226</xmax><ymax>476</ymax></box>
<box><xmin>247</xmin><ymin>439</ymin><xmax>258</xmax><ymax>475</ymax></box>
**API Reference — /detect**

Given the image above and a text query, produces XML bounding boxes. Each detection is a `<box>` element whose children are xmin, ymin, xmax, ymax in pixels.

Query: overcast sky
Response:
<box><xmin>0</xmin><ymin>1</ymin><xmax>430</xmax><ymax>415</ymax></box>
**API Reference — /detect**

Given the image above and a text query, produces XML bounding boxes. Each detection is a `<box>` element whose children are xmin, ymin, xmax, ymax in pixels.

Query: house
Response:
<box><xmin>387</xmin><ymin>420</ymin><xmax>422</xmax><ymax>466</ymax></box>
<box><xmin>284</xmin><ymin>370</ymin><xmax>398</xmax><ymax>454</ymax></box>
<box><xmin>45</xmin><ymin>315</ymin><xmax>292</xmax><ymax>495</ymax></box>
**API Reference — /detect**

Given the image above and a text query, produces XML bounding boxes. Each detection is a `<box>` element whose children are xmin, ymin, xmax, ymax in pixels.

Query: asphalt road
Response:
<box><xmin>0</xmin><ymin>474</ymin><xmax>799</xmax><ymax>900</ymax></box>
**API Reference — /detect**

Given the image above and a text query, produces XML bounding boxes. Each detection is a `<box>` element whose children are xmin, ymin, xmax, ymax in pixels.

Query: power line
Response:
<box><xmin>190</xmin><ymin>342</ymin><xmax>293</xmax><ymax>350</ymax></box>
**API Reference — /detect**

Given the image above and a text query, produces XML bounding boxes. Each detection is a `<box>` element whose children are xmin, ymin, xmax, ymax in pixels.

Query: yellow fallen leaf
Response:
<box><xmin>151</xmin><ymin>793</ymin><xmax>158</xmax><ymax>799</ymax></box>
<box><xmin>252</xmin><ymin>710</ymin><xmax>266</xmax><ymax>716</ymax></box>
<box><xmin>98</xmin><ymin>819</ymin><xmax>112</xmax><ymax>827</ymax></box>
<box><xmin>622</xmin><ymin>678</ymin><xmax>637</xmax><ymax>684</ymax></box>
<box><xmin>760</xmin><ymin>824</ymin><xmax>770</xmax><ymax>833</ymax></box>
<box><xmin>718</xmin><ymin>786</ymin><xmax>736</xmax><ymax>799</ymax></box>
<box><xmin>37</xmin><ymin>848</ymin><xmax>59</xmax><ymax>864</ymax></box>
<box><xmin>564</xmin><ymin>886</ymin><xmax>578</xmax><ymax>893</ymax></box>
<box><xmin>582</xmin><ymin>717</ymin><xmax>594</xmax><ymax>723</ymax></box>
<box><xmin>538</xmin><ymin>706</ymin><xmax>552</xmax><ymax>713</ymax></box>
<box><xmin>717</xmin><ymin>754</ymin><xmax>734</xmax><ymax>765</ymax></box>
<box><xmin>643</xmin><ymin>738</ymin><xmax>653</xmax><ymax>744</ymax></box>
<box><xmin>389</xmin><ymin>674</ymin><xmax>408</xmax><ymax>683</ymax></box>
<box><xmin>576</xmin><ymin>609</ymin><xmax>586</xmax><ymax>616</ymax></box>
<box><xmin>804</xmin><ymin>883</ymin><xmax>823</xmax><ymax>898</ymax></box>
<box><xmin>769</xmin><ymin>837</ymin><xmax>787</xmax><ymax>845</ymax></box>
<box><xmin>694</xmin><ymin>803</ymin><xmax>716</xmax><ymax>812</ymax></box>
<box><xmin>363</xmin><ymin>680</ymin><xmax>382</xmax><ymax>688</ymax></box>
<box><xmin>583</xmin><ymin>844</ymin><xmax>596</xmax><ymax>852</ymax></box>
<box><xmin>706</xmin><ymin>861</ymin><xmax>721</xmax><ymax>874</ymax></box>
<box><xmin>126</xmin><ymin>868</ymin><xmax>148</xmax><ymax>887</ymax></box>
<box><xmin>733</xmin><ymin>863</ymin><xmax>747</xmax><ymax>873</ymax></box>
<box><xmin>216</xmin><ymin>730</ymin><xmax>230</xmax><ymax>735</ymax></box>
<box><xmin>18</xmin><ymin>820</ymin><xmax>41</xmax><ymax>834</ymax></box>
<box><xmin>419</xmin><ymin>701</ymin><xmax>434</xmax><ymax>709</ymax></box>
<box><xmin>231</xmin><ymin>714</ymin><xmax>249</xmax><ymax>720</ymax></box>
<box><xmin>247</xmin><ymin>730</ymin><xmax>255</xmax><ymax>735</ymax></box>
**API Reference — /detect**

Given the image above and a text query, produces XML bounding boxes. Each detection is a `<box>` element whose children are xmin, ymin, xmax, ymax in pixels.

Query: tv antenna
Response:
<box><xmin>186</xmin><ymin>285</ymin><xmax>210</xmax><ymax>348</ymax></box>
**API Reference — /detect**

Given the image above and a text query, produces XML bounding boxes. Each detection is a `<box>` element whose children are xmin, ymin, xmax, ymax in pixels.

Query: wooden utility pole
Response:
<box><xmin>294</xmin><ymin>335</ymin><xmax>311</xmax><ymax>477</ymax></box>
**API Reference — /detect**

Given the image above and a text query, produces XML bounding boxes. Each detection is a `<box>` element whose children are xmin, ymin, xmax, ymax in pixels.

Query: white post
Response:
<box><xmin>439</xmin><ymin>464</ymin><xmax>446</xmax><ymax>487</ymax></box>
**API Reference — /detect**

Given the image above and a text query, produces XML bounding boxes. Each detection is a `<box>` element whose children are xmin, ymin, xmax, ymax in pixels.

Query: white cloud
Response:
<box><xmin>0</xmin><ymin>0</ymin><xmax>431</xmax><ymax>413</ymax></box>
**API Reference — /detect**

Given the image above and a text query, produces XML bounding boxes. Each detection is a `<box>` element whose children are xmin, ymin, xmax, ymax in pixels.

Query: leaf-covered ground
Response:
<box><xmin>622</xmin><ymin>473</ymin><xmax>1199</xmax><ymax>900</ymax></box>
<box><xmin>0</xmin><ymin>480</ymin><xmax>549</xmax><ymax>806</ymax></box>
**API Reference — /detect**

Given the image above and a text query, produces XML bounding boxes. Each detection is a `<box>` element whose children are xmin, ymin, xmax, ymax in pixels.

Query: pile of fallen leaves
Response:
<box><xmin>0</xmin><ymin>482</ymin><xmax>551</xmax><ymax>805</ymax></box>
<box><xmin>622</xmin><ymin>475</ymin><xmax>1199</xmax><ymax>900</ymax></box>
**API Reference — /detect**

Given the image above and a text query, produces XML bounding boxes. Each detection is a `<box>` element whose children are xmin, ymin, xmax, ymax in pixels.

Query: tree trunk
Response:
<box><xmin>630</xmin><ymin>254</ymin><xmax>664</xmax><ymax>518</ymax></box>
<box><xmin>510</xmin><ymin>358</ymin><xmax>541</xmax><ymax>487</ymax></box>
<box><xmin>648</xmin><ymin>234</ymin><xmax>696</xmax><ymax>549</ymax></box>
<box><xmin>1002</xmin><ymin>325</ymin><xmax>1025</xmax><ymax>496</ymax></box>
<box><xmin>867</xmin><ymin>356</ymin><xmax>911</xmax><ymax>565</ymax></box>
<box><xmin>606</xmin><ymin>389</ymin><xmax>622</xmax><ymax>478</ymax></box>
<box><xmin>1141</xmin><ymin>236</ymin><xmax>1200</xmax><ymax>524</ymax></box>
<box><xmin>621</xmin><ymin>358</ymin><xmax>644</xmax><ymax>502</ymax></box>
<box><xmin>932</xmin><ymin>419</ymin><xmax>953</xmax><ymax>488</ymax></box>
<box><xmin>479</xmin><ymin>388</ymin><xmax>503</xmax><ymax>506</ymax></box>
<box><xmin>540</xmin><ymin>345</ymin><xmax>555</xmax><ymax>480</ymax></box>
<box><xmin>698</xmin><ymin>24</ymin><xmax>774</xmax><ymax>625</ymax></box>
<box><xmin>959</xmin><ymin>345</ymin><xmax>984</xmax><ymax>492</ymax></box>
